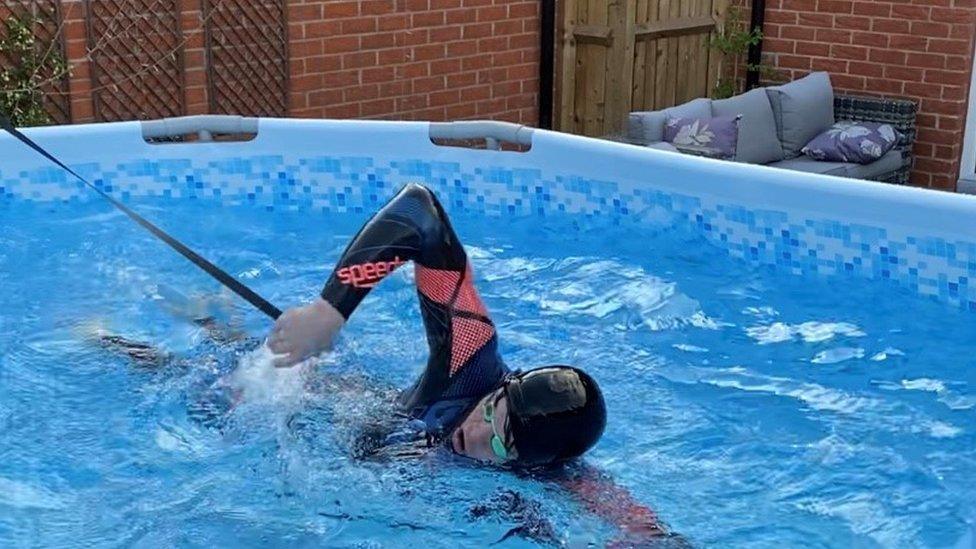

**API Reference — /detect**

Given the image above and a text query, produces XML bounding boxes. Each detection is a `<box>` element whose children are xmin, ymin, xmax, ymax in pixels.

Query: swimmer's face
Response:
<box><xmin>450</xmin><ymin>389</ymin><xmax>517</xmax><ymax>464</ymax></box>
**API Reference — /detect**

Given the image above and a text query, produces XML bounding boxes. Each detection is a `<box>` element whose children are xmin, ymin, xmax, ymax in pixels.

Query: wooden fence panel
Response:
<box><xmin>556</xmin><ymin>0</ymin><xmax>728</xmax><ymax>137</ymax></box>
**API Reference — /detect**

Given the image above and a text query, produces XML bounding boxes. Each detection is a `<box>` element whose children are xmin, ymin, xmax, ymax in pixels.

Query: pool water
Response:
<box><xmin>1</xmin><ymin>198</ymin><xmax>975</xmax><ymax>548</ymax></box>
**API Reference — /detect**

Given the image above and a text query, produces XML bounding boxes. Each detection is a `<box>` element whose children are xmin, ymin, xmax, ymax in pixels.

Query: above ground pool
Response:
<box><xmin>1</xmin><ymin>117</ymin><xmax>975</xmax><ymax>547</ymax></box>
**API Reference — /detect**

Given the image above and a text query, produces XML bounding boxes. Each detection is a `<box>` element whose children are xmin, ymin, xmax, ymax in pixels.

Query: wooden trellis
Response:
<box><xmin>85</xmin><ymin>0</ymin><xmax>185</xmax><ymax>121</ymax></box>
<box><xmin>203</xmin><ymin>0</ymin><xmax>289</xmax><ymax>117</ymax></box>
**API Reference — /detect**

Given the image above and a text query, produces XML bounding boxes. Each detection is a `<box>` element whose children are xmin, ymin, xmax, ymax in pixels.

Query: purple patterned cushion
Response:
<box><xmin>663</xmin><ymin>115</ymin><xmax>740</xmax><ymax>160</ymax></box>
<box><xmin>801</xmin><ymin>121</ymin><xmax>900</xmax><ymax>164</ymax></box>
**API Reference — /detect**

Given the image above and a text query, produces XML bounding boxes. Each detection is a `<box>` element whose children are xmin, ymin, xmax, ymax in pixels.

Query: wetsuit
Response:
<box><xmin>321</xmin><ymin>183</ymin><xmax>510</xmax><ymax>439</ymax></box>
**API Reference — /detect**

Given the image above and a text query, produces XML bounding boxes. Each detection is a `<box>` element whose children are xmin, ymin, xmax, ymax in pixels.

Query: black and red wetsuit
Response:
<box><xmin>321</xmin><ymin>183</ymin><xmax>510</xmax><ymax>437</ymax></box>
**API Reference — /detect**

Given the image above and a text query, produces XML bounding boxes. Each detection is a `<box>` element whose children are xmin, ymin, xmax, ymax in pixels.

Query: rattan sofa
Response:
<box><xmin>832</xmin><ymin>94</ymin><xmax>918</xmax><ymax>185</ymax></box>
<box><xmin>627</xmin><ymin>74</ymin><xmax>918</xmax><ymax>185</ymax></box>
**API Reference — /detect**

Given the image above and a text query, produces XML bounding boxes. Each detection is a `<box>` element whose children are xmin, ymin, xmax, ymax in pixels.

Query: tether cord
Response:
<box><xmin>0</xmin><ymin>116</ymin><xmax>282</xmax><ymax>320</ymax></box>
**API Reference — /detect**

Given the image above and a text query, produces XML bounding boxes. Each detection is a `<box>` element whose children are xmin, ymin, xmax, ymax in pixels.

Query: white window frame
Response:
<box><xmin>960</xmin><ymin>51</ymin><xmax>976</xmax><ymax>191</ymax></box>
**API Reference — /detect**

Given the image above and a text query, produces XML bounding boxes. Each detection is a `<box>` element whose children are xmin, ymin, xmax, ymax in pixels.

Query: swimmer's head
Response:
<box><xmin>450</xmin><ymin>366</ymin><xmax>606</xmax><ymax>467</ymax></box>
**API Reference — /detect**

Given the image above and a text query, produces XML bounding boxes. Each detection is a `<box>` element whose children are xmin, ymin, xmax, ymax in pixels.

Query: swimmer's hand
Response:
<box><xmin>267</xmin><ymin>297</ymin><xmax>345</xmax><ymax>368</ymax></box>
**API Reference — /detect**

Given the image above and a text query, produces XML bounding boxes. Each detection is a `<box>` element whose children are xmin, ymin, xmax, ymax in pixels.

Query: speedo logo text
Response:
<box><xmin>337</xmin><ymin>257</ymin><xmax>407</xmax><ymax>288</ymax></box>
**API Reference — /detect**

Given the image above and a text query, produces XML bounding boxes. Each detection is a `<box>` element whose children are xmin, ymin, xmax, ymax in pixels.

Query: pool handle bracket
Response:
<box><xmin>428</xmin><ymin>121</ymin><xmax>534</xmax><ymax>150</ymax></box>
<box><xmin>141</xmin><ymin>115</ymin><xmax>258</xmax><ymax>142</ymax></box>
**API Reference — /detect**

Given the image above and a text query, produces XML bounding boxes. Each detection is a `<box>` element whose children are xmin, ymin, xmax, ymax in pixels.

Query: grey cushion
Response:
<box><xmin>767</xmin><ymin>156</ymin><xmax>849</xmax><ymax>177</ymax></box>
<box><xmin>711</xmin><ymin>88</ymin><xmax>784</xmax><ymax>164</ymax></box>
<box><xmin>667</xmin><ymin>98</ymin><xmax>712</xmax><ymax>120</ymax></box>
<box><xmin>844</xmin><ymin>150</ymin><xmax>903</xmax><ymax>179</ymax></box>
<box><xmin>628</xmin><ymin>111</ymin><xmax>668</xmax><ymax>143</ymax></box>
<box><xmin>766</xmin><ymin>72</ymin><xmax>835</xmax><ymax>158</ymax></box>
<box><xmin>628</xmin><ymin>98</ymin><xmax>711</xmax><ymax>144</ymax></box>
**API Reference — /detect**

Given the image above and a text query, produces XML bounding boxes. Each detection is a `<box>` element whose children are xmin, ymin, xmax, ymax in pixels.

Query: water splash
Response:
<box><xmin>811</xmin><ymin>347</ymin><xmax>865</xmax><ymax>365</ymax></box>
<box><xmin>746</xmin><ymin>321</ymin><xmax>866</xmax><ymax>345</ymax></box>
<box><xmin>226</xmin><ymin>344</ymin><xmax>312</xmax><ymax>408</ymax></box>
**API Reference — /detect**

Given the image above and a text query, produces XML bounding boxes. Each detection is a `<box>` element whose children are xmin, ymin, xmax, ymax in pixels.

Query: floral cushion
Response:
<box><xmin>663</xmin><ymin>115</ymin><xmax>740</xmax><ymax>160</ymax></box>
<box><xmin>801</xmin><ymin>121</ymin><xmax>900</xmax><ymax>165</ymax></box>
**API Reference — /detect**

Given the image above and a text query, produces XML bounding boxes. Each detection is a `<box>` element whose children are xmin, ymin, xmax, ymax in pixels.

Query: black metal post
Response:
<box><xmin>745</xmin><ymin>0</ymin><xmax>766</xmax><ymax>90</ymax></box>
<box><xmin>539</xmin><ymin>0</ymin><xmax>556</xmax><ymax>129</ymax></box>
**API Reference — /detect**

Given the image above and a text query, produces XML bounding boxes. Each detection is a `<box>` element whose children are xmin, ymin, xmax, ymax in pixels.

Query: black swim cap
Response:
<box><xmin>504</xmin><ymin>366</ymin><xmax>606</xmax><ymax>466</ymax></box>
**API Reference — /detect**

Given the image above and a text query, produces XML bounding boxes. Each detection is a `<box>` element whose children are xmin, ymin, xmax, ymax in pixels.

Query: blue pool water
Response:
<box><xmin>1</xmin><ymin>198</ymin><xmax>975</xmax><ymax>547</ymax></box>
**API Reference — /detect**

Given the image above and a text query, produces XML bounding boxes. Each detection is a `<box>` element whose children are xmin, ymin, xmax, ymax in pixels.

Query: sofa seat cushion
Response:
<box><xmin>767</xmin><ymin>157</ymin><xmax>850</xmax><ymax>176</ymax></box>
<box><xmin>645</xmin><ymin>141</ymin><xmax>680</xmax><ymax>152</ymax></box>
<box><xmin>844</xmin><ymin>150</ymin><xmax>903</xmax><ymax>179</ymax></box>
<box><xmin>768</xmin><ymin>150</ymin><xmax>903</xmax><ymax>180</ymax></box>
<box><xmin>711</xmin><ymin>88</ymin><xmax>784</xmax><ymax>164</ymax></box>
<box><xmin>766</xmin><ymin>72</ymin><xmax>835</xmax><ymax>159</ymax></box>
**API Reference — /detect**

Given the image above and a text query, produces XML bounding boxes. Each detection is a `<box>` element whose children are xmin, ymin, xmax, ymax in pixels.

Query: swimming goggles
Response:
<box><xmin>483</xmin><ymin>394</ymin><xmax>512</xmax><ymax>460</ymax></box>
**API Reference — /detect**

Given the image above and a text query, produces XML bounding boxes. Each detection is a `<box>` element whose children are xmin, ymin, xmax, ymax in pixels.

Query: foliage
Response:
<box><xmin>0</xmin><ymin>16</ymin><xmax>67</xmax><ymax>127</ymax></box>
<box><xmin>710</xmin><ymin>6</ymin><xmax>763</xmax><ymax>57</ymax></box>
<box><xmin>709</xmin><ymin>5</ymin><xmax>780</xmax><ymax>99</ymax></box>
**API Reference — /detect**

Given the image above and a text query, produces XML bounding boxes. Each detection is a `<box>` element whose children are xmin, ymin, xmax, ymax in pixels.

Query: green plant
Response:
<box><xmin>0</xmin><ymin>15</ymin><xmax>68</xmax><ymax>127</ymax></box>
<box><xmin>711</xmin><ymin>80</ymin><xmax>737</xmax><ymax>101</ymax></box>
<box><xmin>750</xmin><ymin>61</ymin><xmax>789</xmax><ymax>85</ymax></box>
<box><xmin>710</xmin><ymin>6</ymin><xmax>763</xmax><ymax>57</ymax></box>
<box><xmin>709</xmin><ymin>5</ymin><xmax>777</xmax><ymax>99</ymax></box>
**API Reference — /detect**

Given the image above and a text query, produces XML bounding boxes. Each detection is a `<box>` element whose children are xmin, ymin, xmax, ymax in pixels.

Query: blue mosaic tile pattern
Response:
<box><xmin>2</xmin><ymin>154</ymin><xmax>976</xmax><ymax>310</ymax></box>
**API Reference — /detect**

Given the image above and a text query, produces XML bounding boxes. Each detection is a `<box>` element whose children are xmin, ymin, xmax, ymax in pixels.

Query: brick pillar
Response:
<box><xmin>182</xmin><ymin>0</ymin><xmax>209</xmax><ymax>115</ymax></box>
<box><xmin>60</xmin><ymin>0</ymin><xmax>93</xmax><ymax>122</ymax></box>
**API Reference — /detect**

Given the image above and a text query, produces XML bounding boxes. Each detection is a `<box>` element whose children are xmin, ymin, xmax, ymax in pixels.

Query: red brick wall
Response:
<box><xmin>288</xmin><ymin>0</ymin><xmax>540</xmax><ymax>123</ymax></box>
<box><xmin>756</xmin><ymin>0</ymin><xmax>976</xmax><ymax>190</ymax></box>
<box><xmin>54</xmin><ymin>0</ymin><xmax>540</xmax><ymax>126</ymax></box>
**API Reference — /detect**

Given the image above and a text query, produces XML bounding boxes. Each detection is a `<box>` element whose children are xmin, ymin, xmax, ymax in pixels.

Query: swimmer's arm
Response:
<box><xmin>270</xmin><ymin>184</ymin><xmax>456</xmax><ymax>368</ymax></box>
<box><xmin>551</xmin><ymin>463</ymin><xmax>683</xmax><ymax>545</ymax></box>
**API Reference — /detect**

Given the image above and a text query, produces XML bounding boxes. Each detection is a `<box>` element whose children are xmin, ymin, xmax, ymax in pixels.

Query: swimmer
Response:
<box><xmin>92</xmin><ymin>184</ymin><xmax>682</xmax><ymax>544</ymax></box>
<box><xmin>269</xmin><ymin>184</ymin><xmax>682</xmax><ymax>543</ymax></box>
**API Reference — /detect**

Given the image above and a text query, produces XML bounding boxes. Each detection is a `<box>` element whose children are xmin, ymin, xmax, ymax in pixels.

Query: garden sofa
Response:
<box><xmin>627</xmin><ymin>72</ymin><xmax>918</xmax><ymax>185</ymax></box>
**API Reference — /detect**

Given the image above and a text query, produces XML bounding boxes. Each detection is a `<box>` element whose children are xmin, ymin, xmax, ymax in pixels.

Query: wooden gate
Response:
<box><xmin>557</xmin><ymin>0</ymin><xmax>730</xmax><ymax>137</ymax></box>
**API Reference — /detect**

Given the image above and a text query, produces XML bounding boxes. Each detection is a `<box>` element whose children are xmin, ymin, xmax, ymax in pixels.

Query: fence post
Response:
<box><xmin>605</xmin><ymin>0</ymin><xmax>637</xmax><ymax>136</ymax></box>
<box><xmin>540</xmin><ymin>0</ymin><xmax>556</xmax><ymax>129</ymax></box>
<box><xmin>557</xmin><ymin>0</ymin><xmax>578</xmax><ymax>132</ymax></box>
